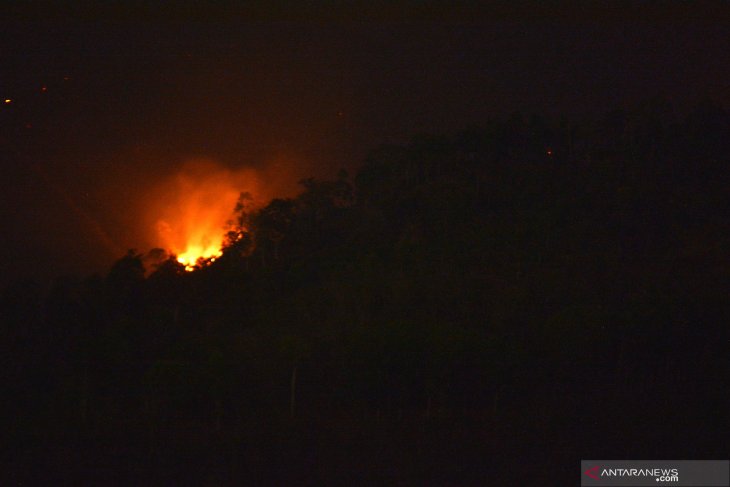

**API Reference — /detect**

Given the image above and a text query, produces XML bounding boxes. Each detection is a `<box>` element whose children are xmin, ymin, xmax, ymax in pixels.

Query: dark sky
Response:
<box><xmin>2</xmin><ymin>5</ymin><xmax>730</xmax><ymax>284</ymax></box>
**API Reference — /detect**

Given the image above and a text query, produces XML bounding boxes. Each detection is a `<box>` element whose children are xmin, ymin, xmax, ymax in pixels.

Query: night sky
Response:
<box><xmin>2</xmin><ymin>4</ymin><xmax>730</xmax><ymax>283</ymax></box>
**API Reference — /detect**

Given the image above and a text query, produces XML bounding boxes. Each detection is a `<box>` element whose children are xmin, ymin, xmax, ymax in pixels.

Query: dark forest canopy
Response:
<box><xmin>2</xmin><ymin>103</ymin><xmax>729</xmax><ymax>484</ymax></box>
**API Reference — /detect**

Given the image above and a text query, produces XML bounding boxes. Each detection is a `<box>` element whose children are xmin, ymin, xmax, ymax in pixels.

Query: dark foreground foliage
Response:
<box><xmin>2</xmin><ymin>102</ymin><xmax>729</xmax><ymax>485</ymax></box>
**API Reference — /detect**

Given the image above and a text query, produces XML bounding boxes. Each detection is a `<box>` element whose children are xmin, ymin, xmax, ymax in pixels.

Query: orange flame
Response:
<box><xmin>153</xmin><ymin>159</ymin><xmax>262</xmax><ymax>271</ymax></box>
<box><xmin>143</xmin><ymin>155</ymin><xmax>312</xmax><ymax>271</ymax></box>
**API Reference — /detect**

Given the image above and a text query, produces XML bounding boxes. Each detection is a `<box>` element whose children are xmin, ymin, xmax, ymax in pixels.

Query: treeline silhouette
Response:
<box><xmin>2</xmin><ymin>101</ymin><xmax>729</xmax><ymax>484</ymax></box>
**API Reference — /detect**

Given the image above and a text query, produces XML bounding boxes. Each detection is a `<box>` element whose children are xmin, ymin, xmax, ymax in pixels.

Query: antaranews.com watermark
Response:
<box><xmin>581</xmin><ymin>460</ymin><xmax>729</xmax><ymax>486</ymax></box>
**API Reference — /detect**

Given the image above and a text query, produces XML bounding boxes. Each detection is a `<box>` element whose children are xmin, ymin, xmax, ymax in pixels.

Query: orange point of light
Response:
<box><xmin>4</xmin><ymin>99</ymin><xmax>11</xmax><ymax>104</ymax></box>
<box><xmin>41</xmin><ymin>86</ymin><xmax>48</xmax><ymax>92</ymax></box>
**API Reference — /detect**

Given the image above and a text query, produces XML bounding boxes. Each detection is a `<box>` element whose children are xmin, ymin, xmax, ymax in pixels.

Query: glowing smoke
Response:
<box><xmin>145</xmin><ymin>156</ymin><xmax>308</xmax><ymax>270</ymax></box>
<box><xmin>151</xmin><ymin>159</ymin><xmax>260</xmax><ymax>269</ymax></box>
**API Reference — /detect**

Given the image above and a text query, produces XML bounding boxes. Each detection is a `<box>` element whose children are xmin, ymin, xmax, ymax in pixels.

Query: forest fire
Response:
<box><xmin>152</xmin><ymin>160</ymin><xmax>262</xmax><ymax>271</ymax></box>
<box><xmin>159</xmin><ymin>216</ymin><xmax>224</xmax><ymax>271</ymax></box>
<box><xmin>175</xmin><ymin>246</ymin><xmax>221</xmax><ymax>270</ymax></box>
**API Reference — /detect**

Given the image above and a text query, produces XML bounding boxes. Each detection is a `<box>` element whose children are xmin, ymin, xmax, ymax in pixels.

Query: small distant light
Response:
<box><xmin>41</xmin><ymin>85</ymin><xmax>48</xmax><ymax>92</ymax></box>
<box><xmin>4</xmin><ymin>99</ymin><xmax>11</xmax><ymax>104</ymax></box>
<box><xmin>546</xmin><ymin>148</ymin><xmax>553</xmax><ymax>156</ymax></box>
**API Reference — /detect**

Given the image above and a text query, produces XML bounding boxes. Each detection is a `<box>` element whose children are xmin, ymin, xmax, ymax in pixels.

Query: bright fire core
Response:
<box><xmin>175</xmin><ymin>242</ymin><xmax>222</xmax><ymax>271</ymax></box>
<box><xmin>156</xmin><ymin>204</ymin><xmax>232</xmax><ymax>271</ymax></box>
